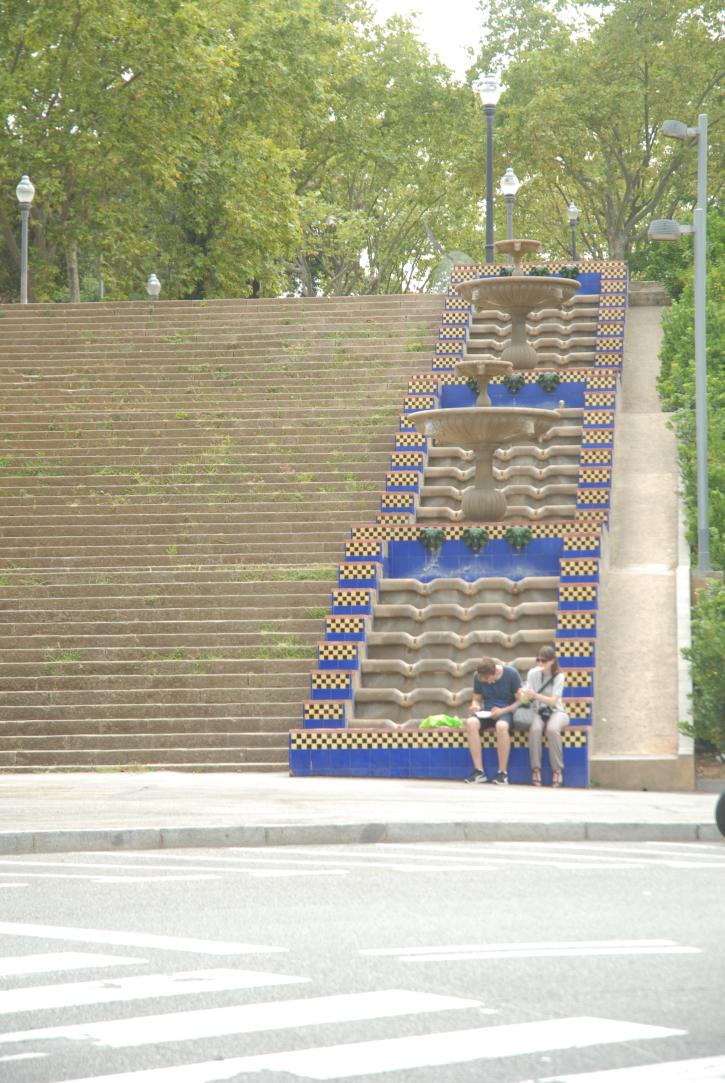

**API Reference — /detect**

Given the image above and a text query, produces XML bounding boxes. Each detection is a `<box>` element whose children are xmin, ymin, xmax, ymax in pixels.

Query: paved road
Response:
<box><xmin>0</xmin><ymin>840</ymin><xmax>724</xmax><ymax>1082</ymax></box>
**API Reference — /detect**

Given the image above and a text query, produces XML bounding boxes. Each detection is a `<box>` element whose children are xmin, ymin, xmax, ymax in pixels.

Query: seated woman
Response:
<box><xmin>517</xmin><ymin>644</ymin><xmax>569</xmax><ymax>788</ymax></box>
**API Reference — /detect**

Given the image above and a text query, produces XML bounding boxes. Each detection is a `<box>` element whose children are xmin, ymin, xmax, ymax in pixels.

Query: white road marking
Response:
<box><xmin>361</xmin><ymin>938</ymin><xmax>700</xmax><ymax>962</ymax></box>
<box><xmin>0</xmin><ymin>882</ymin><xmax>27</xmax><ymax>888</ymax></box>
<box><xmin>248</xmin><ymin>870</ymin><xmax>349</xmax><ymax>878</ymax></box>
<box><xmin>533</xmin><ymin>1053</ymin><xmax>725</xmax><ymax>1081</ymax></box>
<box><xmin>400</xmin><ymin>945</ymin><xmax>700</xmax><ymax>962</ymax></box>
<box><xmin>0</xmin><ymin>953</ymin><xmax>143</xmax><ymax>977</ymax></box>
<box><xmin>0</xmin><ymin>968</ymin><xmax>309</xmax><ymax>1015</ymax></box>
<box><xmin>0</xmin><ymin>1052</ymin><xmax>46</xmax><ymax>1064</ymax></box>
<box><xmin>0</xmin><ymin>872</ymin><xmax>219</xmax><ymax>883</ymax></box>
<box><xmin>0</xmin><ymin>921</ymin><xmax>286</xmax><ymax>955</ymax></box>
<box><xmin>40</xmin><ymin>1016</ymin><xmax>684</xmax><ymax>1082</ymax></box>
<box><xmin>0</xmin><ymin>989</ymin><xmax>481</xmax><ymax>1049</ymax></box>
<box><xmin>91</xmin><ymin>876</ymin><xmax>220</xmax><ymax>883</ymax></box>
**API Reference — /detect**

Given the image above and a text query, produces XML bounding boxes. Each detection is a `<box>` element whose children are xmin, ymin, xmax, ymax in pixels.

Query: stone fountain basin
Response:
<box><xmin>412</xmin><ymin>406</ymin><xmax>559</xmax><ymax>447</ymax></box>
<box><xmin>455</xmin><ymin>357</ymin><xmax>512</xmax><ymax>382</ymax></box>
<box><xmin>456</xmin><ymin>276</ymin><xmax>580</xmax><ymax>313</ymax></box>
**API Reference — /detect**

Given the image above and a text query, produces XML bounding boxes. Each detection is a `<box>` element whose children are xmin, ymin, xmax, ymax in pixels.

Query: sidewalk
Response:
<box><xmin>0</xmin><ymin>772</ymin><xmax>721</xmax><ymax>854</ymax></box>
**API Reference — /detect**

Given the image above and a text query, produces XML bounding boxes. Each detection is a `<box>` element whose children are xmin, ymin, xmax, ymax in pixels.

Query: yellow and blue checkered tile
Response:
<box><xmin>301</xmin><ymin>701</ymin><xmax>347</xmax><ymax>728</ymax></box>
<box><xmin>310</xmin><ymin>670</ymin><xmax>354</xmax><ymax>699</ymax></box>
<box><xmin>338</xmin><ymin>562</ymin><xmax>379</xmax><ymax>588</ymax></box>
<box><xmin>318</xmin><ymin>641</ymin><xmax>360</xmax><ymax>670</ymax></box>
<box><xmin>331</xmin><ymin>589</ymin><xmax>374</xmax><ymax>615</ymax></box>
<box><xmin>325</xmin><ymin>615</ymin><xmax>367</xmax><ymax>642</ymax></box>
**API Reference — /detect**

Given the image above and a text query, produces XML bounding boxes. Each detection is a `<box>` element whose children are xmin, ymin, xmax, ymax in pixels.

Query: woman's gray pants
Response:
<box><xmin>528</xmin><ymin>710</ymin><xmax>569</xmax><ymax>773</ymax></box>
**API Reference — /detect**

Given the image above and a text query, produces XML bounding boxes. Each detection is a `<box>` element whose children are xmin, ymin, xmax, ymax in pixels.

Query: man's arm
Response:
<box><xmin>469</xmin><ymin>693</ymin><xmax>482</xmax><ymax>715</ymax></box>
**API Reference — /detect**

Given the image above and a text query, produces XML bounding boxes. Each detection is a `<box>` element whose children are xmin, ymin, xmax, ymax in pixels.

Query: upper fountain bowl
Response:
<box><xmin>455</xmin><ymin>275</ymin><xmax>581</xmax><ymax>314</ymax></box>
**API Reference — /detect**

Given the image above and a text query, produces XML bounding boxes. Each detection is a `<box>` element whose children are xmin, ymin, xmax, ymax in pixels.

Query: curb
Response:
<box><xmin>0</xmin><ymin>820</ymin><xmax>720</xmax><ymax>855</ymax></box>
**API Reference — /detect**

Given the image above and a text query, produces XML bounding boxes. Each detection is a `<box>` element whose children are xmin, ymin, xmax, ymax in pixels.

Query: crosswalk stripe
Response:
<box><xmin>0</xmin><ymin>988</ymin><xmax>482</xmax><ymax>1049</ymax></box>
<box><xmin>0</xmin><ymin>873</ymin><xmax>219</xmax><ymax>883</ymax></box>
<box><xmin>399</xmin><ymin>945</ymin><xmax>700</xmax><ymax>961</ymax></box>
<box><xmin>40</xmin><ymin>1016</ymin><xmax>685</xmax><ymax>1082</ymax></box>
<box><xmin>361</xmin><ymin>938</ymin><xmax>694</xmax><ymax>958</ymax></box>
<box><xmin>0</xmin><ymin>953</ymin><xmax>143</xmax><ymax>977</ymax></box>
<box><xmin>0</xmin><ymin>968</ymin><xmax>310</xmax><ymax>1015</ymax></box>
<box><xmin>532</xmin><ymin>1053</ymin><xmax>725</xmax><ymax>1081</ymax></box>
<box><xmin>0</xmin><ymin>922</ymin><xmax>285</xmax><ymax>955</ymax></box>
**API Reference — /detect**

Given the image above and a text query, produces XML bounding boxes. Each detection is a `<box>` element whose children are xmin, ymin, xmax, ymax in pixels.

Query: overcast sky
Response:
<box><xmin>371</xmin><ymin>0</ymin><xmax>484</xmax><ymax>80</ymax></box>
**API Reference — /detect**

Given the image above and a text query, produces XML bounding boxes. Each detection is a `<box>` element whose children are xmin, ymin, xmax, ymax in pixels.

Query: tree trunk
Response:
<box><xmin>66</xmin><ymin>242</ymin><xmax>81</xmax><ymax>302</ymax></box>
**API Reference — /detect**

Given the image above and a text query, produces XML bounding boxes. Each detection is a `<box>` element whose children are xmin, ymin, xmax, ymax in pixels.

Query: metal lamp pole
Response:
<box><xmin>649</xmin><ymin>113</ymin><xmax>710</xmax><ymax>574</ymax></box>
<box><xmin>567</xmin><ymin>201</ymin><xmax>580</xmax><ymax>261</ymax></box>
<box><xmin>15</xmin><ymin>175</ymin><xmax>35</xmax><ymax>304</ymax></box>
<box><xmin>477</xmin><ymin>76</ymin><xmax>501</xmax><ymax>264</ymax></box>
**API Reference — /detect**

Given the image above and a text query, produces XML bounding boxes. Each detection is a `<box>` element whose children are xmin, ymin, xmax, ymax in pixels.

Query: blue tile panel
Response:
<box><xmin>289</xmin><ymin>728</ymin><xmax>589</xmax><ymax>787</ymax></box>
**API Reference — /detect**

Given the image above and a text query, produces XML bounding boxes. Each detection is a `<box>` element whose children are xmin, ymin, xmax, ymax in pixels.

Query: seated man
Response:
<box><xmin>463</xmin><ymin>655</ymin><xmax>522</xmax><ymax>785</ymax></box>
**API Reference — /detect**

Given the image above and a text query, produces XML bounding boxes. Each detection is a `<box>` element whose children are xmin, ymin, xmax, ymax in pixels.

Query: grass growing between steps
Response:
<box><xmin>257</xmin><ymin>636</ymin><xmax>317</xmax><ymax>660</ymax></box>
<box><xmin>235</xmin><ymin>566</ymin><xmax>336</xmax><ymax>581</ymax></box>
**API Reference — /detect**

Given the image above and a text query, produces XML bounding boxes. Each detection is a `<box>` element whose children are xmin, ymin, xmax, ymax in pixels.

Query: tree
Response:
<box><xmin>288</xmin><ymin>16</ymin><xmax>487</xmax><ymax>295</ymax></box>
<box><xmin>470</xmin><ymin>0</ymin><xmax>724</xmax><ymax>259</ymax></box>
<box><xmin>0</xmin><ymin>0</ymin><xmax>234</xmax><ymax>301</ymax></box>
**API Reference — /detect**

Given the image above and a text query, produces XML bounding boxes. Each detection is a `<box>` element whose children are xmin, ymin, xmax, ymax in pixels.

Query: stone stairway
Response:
<box><xmin>0</xmin><ymin>294</ymin><xmax>444</xmax><ymax>771</ymax></box>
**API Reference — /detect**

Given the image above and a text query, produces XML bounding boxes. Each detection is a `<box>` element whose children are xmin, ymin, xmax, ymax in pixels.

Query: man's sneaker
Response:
<box><xmin>493</xmin><ymin>770</ymin><xmax>509</xmax><ymax>785</ymax></box>
<box><xmin>464</xmin><ymin>769</ymin><xmax>488</xmax><ymax>784</ymax></box>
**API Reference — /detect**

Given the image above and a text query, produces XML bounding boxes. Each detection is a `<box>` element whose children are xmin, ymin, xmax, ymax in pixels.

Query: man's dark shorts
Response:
<box><xmin>475</xmin><ymin>710</ymin><xmax>518</xmax><ymax>735</ymax></box>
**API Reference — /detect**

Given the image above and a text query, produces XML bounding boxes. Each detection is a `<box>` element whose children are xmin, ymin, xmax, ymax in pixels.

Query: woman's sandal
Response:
<box><xmin>531</xmin><ymin>769</ymin><xmax>542</xmax><ymax>787</ymax></box>
<box><xmin>552</xmin><ymin>771</ymin><xmax>563</xmax><ymax>788</ymax></box>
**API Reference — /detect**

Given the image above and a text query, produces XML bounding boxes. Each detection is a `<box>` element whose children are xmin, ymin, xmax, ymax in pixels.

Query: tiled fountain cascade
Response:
<box><xmin>291</xmin><ymin>254</ymin><xmax>628</xmax><ymax>785</ymax></box>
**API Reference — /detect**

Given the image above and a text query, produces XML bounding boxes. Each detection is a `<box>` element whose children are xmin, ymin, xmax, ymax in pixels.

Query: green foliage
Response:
<box><xmin>527</xmin><ymin>266</ymin><xmax>549</xmax><ymax>276</ymax></box>
<box><xmin>462</xmin><ymin>527</ymin><xmax>490</xmax><ymax>553</ymax></box>
<box><xmin>505</xmin><ymin>525</ymin><xmax>533</xmax><ymax>551</ymax></box>
<box><xmin>657</xmin><ymin>211</ymin><xmax>725</xmax><ymax>568</ymax></box>
<box><xmin>497</xmin><ymin>266</ymin><xmax>514</xmax><ymax>277</ymax></box>
<box><xmin>419</xmin><ymin>527</ymin><xmax>447</xmax><ymax>552</ymax></box>
<box><xmin>503</xmin><ymin>374</ymin><xmax>526</xmax><ymax>394</ymax></box>
<box><xmin>465</xmin><ymin>377</ymin><xmax>480</xmax><ymax>394</ymax></box>
<box><xmin>472</xmin><ymin>0</ymin><xmax>723</xmax><ymax>259</ymax></box>
<box><xmin>681</xmin><ymin>581</ymin><xmax>725</xmax><ymax>751</ymax></box>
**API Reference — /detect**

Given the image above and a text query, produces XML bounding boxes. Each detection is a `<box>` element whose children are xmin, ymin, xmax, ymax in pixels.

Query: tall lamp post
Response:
<box><xmin>567</xmin><ymin>201</ymin><xmax>580</xmax><ymax>261</ymax></box>
<box><xmin>477</xmin><ymin>75</ymin><xmax>501</xmax><ymax>264</ymax></box>
<box><xmin>15</xmin><ymin>175</ymin><xmax>35</xmax><ymax>304</ymax></box>
<box><xmin>648</xmin><ymin>112</ymin><xmax>710</xmax><ymax>575</ymax></box>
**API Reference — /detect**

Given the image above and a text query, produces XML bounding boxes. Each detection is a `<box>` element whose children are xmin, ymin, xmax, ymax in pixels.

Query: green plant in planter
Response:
<box><xmin>465</xmin><ymin>376</ymin><xmax>480</xmax><ymax>395</ymax></box>
<box><xmin>462</xmin><ymin>527</ymin><xmax>490</xmax><ymax>553</ymax></box>
<box><xmin>527</xmin><ymin>266</ymin><xmax>550</xmax><ymax>277</ymax></box>
<box><xmin>497</xmin><ymin>266</ymin><xmax>514</xmax><ymax>277</ymax></box>
<box><xmin>559</xmin><ymin>264</ymin><xmax>579</xmax><ymax>279</ymax></box>
<box><xmin>505</xmin><ymin>525</ymin><xmax>533</xmax><ymax>551</ymax></box>
<box><xmin>536</xmin><ymin>371</ymin><xmax>560</xmax><ymax>393</ymax></box>
<box><xmin>419</xmin><ymin>527</ymin><xmax>447</xmax><ymax>553</ymax></box>
<box><xmin>503</xmin><ymin>373</ymin><xmax>526</xmax><ymax>394</ymax></box>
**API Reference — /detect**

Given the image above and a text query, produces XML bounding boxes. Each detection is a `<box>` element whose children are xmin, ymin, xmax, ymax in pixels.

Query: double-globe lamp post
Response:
<box><xmin>478</xmin><ymin>75</ymin><xmax>501</xmax><ymax>264</ymax></box>
<box><xmin>648</xmin><ymin>113</ymin><xmax>710</xmax><ymax>575</ymax></box>
<box><xmin>15</xmin><ymin>175</ymin><xmax>35</xmax><ymax>304</ymax></box>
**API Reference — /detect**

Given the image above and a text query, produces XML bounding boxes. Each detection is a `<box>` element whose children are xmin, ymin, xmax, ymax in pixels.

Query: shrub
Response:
<box><xmin>681</xmin><ymin>580</ymin><xmax>725</xmax><ymax>751</ymax></box>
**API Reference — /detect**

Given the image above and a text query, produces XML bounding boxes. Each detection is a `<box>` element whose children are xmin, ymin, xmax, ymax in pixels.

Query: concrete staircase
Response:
<box><xmin>0</xmin><ymin>294</ymin><xmax>444</xmax><ymax>771</ymax></box>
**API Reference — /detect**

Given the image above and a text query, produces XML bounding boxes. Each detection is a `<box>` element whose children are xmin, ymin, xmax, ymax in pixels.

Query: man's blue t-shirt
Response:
<box><xmin>473</xmin><ymin>665</ymin><xmax>521</xmax><ymax>719</ymax></box>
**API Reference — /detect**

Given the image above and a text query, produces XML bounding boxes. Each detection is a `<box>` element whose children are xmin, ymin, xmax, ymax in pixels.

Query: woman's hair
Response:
<box><xmin>537</xmin><ymin>644</ymin><xmax>560</xmax><ymax>676</ymax></box>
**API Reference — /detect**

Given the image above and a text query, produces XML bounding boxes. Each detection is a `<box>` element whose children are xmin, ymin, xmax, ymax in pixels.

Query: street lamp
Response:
<box><xmin>477</xmin><ymin>74</ymin><xmax>501</xmax><ymax>264</ymax></box>
<box><xmin>15</xmin><ymin>175</ymin><xmax>35</xmax><ymax>304</ymax></box>
<box><xmin>500</xmin><ymin>167</ymin><xmax>520</xmax><ymax>243</ymax></box>
<box><xmin>146</xmin><ymin>273</ymin><xmax>161</xmax><ymax>301</ymax></box>
<box><xmin>567</xmin><ymin>201</ymin><xmax>580</xmax><ymax>261</ymax></box>
<box><xmin>648</xmin><ymin>112</ymin><xmax>710</xmax><ymax>575</ymax></box>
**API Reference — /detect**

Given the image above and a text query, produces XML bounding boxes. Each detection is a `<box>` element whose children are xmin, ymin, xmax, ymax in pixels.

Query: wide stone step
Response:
<box><xmin>0</xmin><ymin>731</ymin><xmax>288</xmax><ymax>751</ymax></box>
<box><xmin>0</xmin><ymin>762</ymin><xmax>287</xmax><ymax>773</ymax></box>
<box><xmin>0</xmin><ymin>628</ymin><xmax>321</xmax><ymax>647</ymax></box>
<box><xmin>0</xmin><ymin>699</ymin><xmax>300</xmax><ymax>720</ymax></box>
<box><xmin>0</xmin><ymin>746</ymin><xmax>287</xmax><ymax>767</ymax></box>
<box><xmin>0</xmin><ymin>669</ymin><xmax>308</xmax><ymax>691</ymax></box>
<box><xmin>0</xmin><ymin>718</ymin><xmax>292</xmax><ymax>736</ymax></box>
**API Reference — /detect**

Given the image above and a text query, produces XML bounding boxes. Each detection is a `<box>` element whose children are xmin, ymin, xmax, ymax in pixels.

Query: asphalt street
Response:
<box><xmin>0</xmin><ymin>839</ymin><xmax>723</xmax><ymax>1083</ymax></box>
